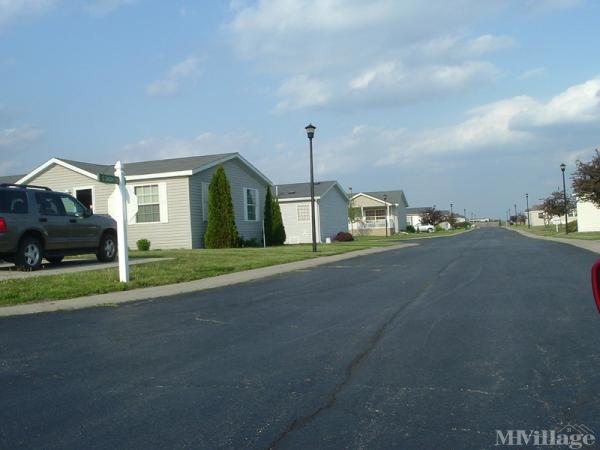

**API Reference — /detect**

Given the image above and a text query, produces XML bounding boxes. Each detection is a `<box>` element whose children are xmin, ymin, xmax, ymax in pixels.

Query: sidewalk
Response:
<box><xmin>0</xmin><ymin>242</ymin><xmax>418</xmax><ymax>317</ymax></box>
<box><xmin>505</xmin><ymin>226</ymin><xmax>600</xmax><ymax>254</ymax></box>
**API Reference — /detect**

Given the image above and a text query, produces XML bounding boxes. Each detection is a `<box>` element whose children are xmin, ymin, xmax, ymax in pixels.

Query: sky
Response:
<box><xmin>1</xmin><ymin>0</ymin><xmax>600</xmax><ymax>218</ymax></box>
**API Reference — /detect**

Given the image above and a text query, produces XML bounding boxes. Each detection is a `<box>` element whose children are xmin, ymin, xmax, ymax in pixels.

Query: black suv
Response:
<box><xmin>0</xmin><ymin>183</ymin><xmax>118</xmax><ymax>270</ymax></box>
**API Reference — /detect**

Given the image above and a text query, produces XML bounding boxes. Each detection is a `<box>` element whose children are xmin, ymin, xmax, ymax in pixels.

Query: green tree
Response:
<box><xmin>272</xmin><ymin>198</ymin><xmax>286</xmax><ymax>245</ymax></box>
<box><xmin>263</xmin><ymin>186</ymin><xmax>286</xmax><ymax>246</ymax></box>
<box><xmin>573</xmin><ymin>149</ymin><xmax>600</xmax><ymax>206</ymax></box>
<box><xmin>263</xmin><ymin>187</ymin><xmax>274</xmax><ymax>245</ymax></box>
<box><xmin>541</xmin><ymin>191</ymin><xmax>575</xmax><ymax>219</ymax></box>
<box><xmin>204</xmin><ymin>166</ymin><xmax>239</xmax><ymax>248</ymax></box>
<box><xmin>420</xmin><ymin>207</ymin><xmax>444</xmax><ymax>225</ymax></box>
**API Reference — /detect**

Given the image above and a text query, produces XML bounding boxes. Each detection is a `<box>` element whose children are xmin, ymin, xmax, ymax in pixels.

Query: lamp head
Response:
<box><xmin>305</xmin><ymin>123</ymin><xmax>316</xmax><ymax>139</ymax></box>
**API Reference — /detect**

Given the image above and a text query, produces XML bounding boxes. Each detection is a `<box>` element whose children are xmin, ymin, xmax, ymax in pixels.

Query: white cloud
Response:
<box><xmin>120</xmin><ymin>131</ymin><xmax>256</xmax><ymax>162</ymax></box>
<box><xmin>146</xmin><ymin>56</ymin><xmax>201</xmax><ymax>97</ymax></box>
<box><xmin>519</xmin><ymin>67</ymin><xmax>547</xmax><ymax>80</ymax></box>
<box><xmin>261</xmin><ymin>77</ymin><xmax>600</xmax><ymax>182</ymax></box>
<box><xmin>227</xmin><ymin>1</ymin><xmax>521</xmax><ymax>111</ymax></box>
<box><xmin>0</xmin><ymin>0</ymin><xmax>57</xmax><ymax>28</ymax></box>
<box><xmin>0</xmin><ymin>124</ymin><xmax>42</xmax><ymax>148</ymax></box>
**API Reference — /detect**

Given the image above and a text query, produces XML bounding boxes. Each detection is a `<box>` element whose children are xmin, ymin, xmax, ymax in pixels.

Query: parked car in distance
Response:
<box><xmin>415</xmin><ymin>223</ymin><xmax>435</xmax><ymax>233</ymax></box>
<box><xmin>0</xmin><ymin>183</ymin><xmax>118</xmax><ymax>270</ymax></box>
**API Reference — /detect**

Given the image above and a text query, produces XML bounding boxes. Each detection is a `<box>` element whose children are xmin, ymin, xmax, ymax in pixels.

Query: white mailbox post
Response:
<box><xmin>114</xmin><ymin>161</ymin><xmax>129</xmax><ymax>283</ymax></box>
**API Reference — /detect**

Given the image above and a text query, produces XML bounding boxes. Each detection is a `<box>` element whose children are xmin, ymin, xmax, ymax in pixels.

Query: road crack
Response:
<box><xmin>267</xmin><ymin>254</ymin><xmax>463</xmax><ymax>449</ymax></box>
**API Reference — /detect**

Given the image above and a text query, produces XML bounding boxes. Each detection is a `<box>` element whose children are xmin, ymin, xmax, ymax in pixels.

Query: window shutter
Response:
<box><xmin>159</xmin><ymin>183</ymin><xmax>169</xmax><ymax>223</ymax></box>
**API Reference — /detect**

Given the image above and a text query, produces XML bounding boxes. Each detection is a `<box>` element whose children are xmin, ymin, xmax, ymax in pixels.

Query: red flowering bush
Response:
<box><xmin>335</xmin><ymin>231</ymin><xmax>354</xmax><ymax>242</ymax></box>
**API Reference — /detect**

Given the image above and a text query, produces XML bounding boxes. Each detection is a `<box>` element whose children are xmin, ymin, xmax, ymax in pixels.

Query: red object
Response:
<box><xmin>591</xmin><ymin>260</ymin><xmax>600</xmax><ymax>313</ymax></box>
<box><xmin>0</xmin><ymin>217</ymin><xmax>6</xmax><ymax>233</ymax></box>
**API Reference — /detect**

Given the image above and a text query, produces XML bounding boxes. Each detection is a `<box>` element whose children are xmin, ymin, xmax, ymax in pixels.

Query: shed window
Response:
<box><xmin>297</xmin><ymin>205</ymin><xmax>310</xmax><ymax>222</ymax></box>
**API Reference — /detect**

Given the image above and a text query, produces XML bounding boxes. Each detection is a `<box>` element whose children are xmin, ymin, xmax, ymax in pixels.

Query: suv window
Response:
<box><xmin>0</xmin><ymin>190</ymin><xmax>29</xmax><ymax>214</ymax></box>
<box><xmin>35</xmin><ymin>193</ymin><xmax>65</xmax><ymax>216</ymax></box>
<box><xmin>59</xmin><ymin>195</ymin><xmax>86</xmax><ymax>217</ymax></box>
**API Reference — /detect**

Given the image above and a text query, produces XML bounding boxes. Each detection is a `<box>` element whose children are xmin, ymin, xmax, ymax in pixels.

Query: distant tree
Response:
<box><xmin>573</xmin><ymin>149</ymin><xmax>600</xmax><ymax>207</ymax></box>
<box><xmin>204</xmin><ymin>166</ymin><xmax>239</xmax><ymax>248</ymax></box>
<box><xmin>541</xmin><ymin>191</ymin><xmax>575</xmax><ymax>219</ymax></box>
<box><xmin>419</xmin><ymin>207</ymin><xmax>444</xmax><ymax>226</ymax></box>
<box><xmin>264</xmin><ymin>187</ymin><xmax>286</xmax><ymax>245</ymax></box>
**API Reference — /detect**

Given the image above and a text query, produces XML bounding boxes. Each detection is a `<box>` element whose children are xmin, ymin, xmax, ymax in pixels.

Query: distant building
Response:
<box><xmin>349</xmin><ymin>190</ymin><xmax>408</xmax><ymax>235</ymax></box>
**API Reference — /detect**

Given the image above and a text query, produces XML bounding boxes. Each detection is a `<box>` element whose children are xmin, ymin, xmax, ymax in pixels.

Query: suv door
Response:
<box><xmin>34</xmin><ymin>192</ymin><xmax>71</xmax><ymax>250</ymax></box>
<box><xmin>58</xmin><ymin>194</ymin><xmax>100</xmax><ymax>248</ymax></box>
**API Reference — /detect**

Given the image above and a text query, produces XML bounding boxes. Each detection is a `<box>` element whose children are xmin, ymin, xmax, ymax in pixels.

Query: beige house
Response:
<box><xmin>349</xmin><ymin>191</ymin><xmax>408</xmax><ymax>235</ymax></box>
<box><xmin>11</xmin><ymin>153</ymin><xmax>271</xmax><ymax>249</ymax></box>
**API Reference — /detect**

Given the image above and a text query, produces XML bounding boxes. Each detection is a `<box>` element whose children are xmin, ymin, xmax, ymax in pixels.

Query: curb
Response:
<box><xmin>503</xmin><ymin>226</ymin><xmax>600</xmax><ymax>255</ymax></box>
<box><xmin>0</xmin><ymin>242</ymin><xmax>419</xmax><ymax>317</ymax></box>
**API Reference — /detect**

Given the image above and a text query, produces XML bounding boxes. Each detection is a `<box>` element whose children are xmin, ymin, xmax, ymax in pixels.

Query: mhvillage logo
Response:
<box><xmin>495</xmin><ymin>424</ymin><xmax>595</xmax><ymax>449</ymax></box>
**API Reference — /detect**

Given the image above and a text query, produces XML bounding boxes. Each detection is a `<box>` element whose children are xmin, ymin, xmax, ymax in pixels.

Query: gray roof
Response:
<box><xmin>361</xmin><ymin>190</ymin><xmax>408</xmax><ymax>207</ymax></box>
<box><xmin>407</xmin><ymin>206</ymin><xmax>452</xmax><ymax>216</ymax></box>
<box><xmin>60</xmin><ymin>153</ymin><xmax>237</xmax><ymax>176</ymax></box>
<box><xmin>0</xmin><ymin>174</ymin><xmax>26</xmax><ymax>184</ymax></box>
<box><xmin>275</xmin><ymin>181</ymin><xmax>340</xmax><ymax>199</ymax></box>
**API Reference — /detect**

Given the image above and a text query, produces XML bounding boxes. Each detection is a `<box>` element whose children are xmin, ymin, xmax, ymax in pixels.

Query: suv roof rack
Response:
<box><xmin>0</xmin><ymin>183</ymin><xmax>52</xmax><ymax>191</ymax></box>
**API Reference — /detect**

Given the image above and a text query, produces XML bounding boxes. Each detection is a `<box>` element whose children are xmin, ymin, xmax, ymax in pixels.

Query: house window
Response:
<box><xmin>245</xmin><ymin>188</ymin><xmax>258</xmax><ymax>221</ymax></box>
<box><xmin>297</xmin><ymin>204</ymin><xmax>310</xmax><ymax>222</ymax></box>
<box><xmin>135</xmin><ymin>185</ymin><xmax>161</xmax><ymax>223</ymax></box>
<box><xmin>538</xmin><ymin>213</ymin><xmax>544</xmax><ymax>219</ymax></box>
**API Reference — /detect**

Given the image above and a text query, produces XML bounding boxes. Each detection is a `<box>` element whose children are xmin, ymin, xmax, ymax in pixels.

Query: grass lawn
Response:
<box><xmin>511</xmin><ymin>224</ymin><xmax>600</xmax><ymax>240</ymax></box>
<box><xmin>0</xmin><ymin>229</ymin><xmax>465</xmax><ymax>306</ymax></box>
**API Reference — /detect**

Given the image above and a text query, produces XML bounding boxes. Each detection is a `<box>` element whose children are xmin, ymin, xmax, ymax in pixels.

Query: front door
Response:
<box><xmin>75</xmin><ymin>188</ymin><xmax>93</xmax><ymax>211</ymax></box>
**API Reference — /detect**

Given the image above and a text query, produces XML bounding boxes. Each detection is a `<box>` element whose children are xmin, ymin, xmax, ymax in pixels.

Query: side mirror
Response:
<box><xmin>591</xmin><ymin>261</ymin><xmax>600</xmax><ymax>314</ymax></box>
<box><xmin>83</xmin><ymin>208</ymin><xmax>93</xmax><ymax>218</ymax></box>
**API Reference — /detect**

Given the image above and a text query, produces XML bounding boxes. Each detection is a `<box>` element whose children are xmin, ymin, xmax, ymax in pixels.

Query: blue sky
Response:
<box><xmin>1</xmin><ymin>0</ymin><xmax>600</xmax><ymax>218</ymax></box>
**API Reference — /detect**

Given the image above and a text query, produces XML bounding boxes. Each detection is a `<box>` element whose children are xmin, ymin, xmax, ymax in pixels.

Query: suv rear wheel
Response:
<box><xmin>15</xmin><ymin>237</ymin><xmax>43</xmax><ymax>270</ymax></box>
<box><xmin>97</xmin><ymin>233</ymin><xmax>117</xmax><ymax>262</ymax></box>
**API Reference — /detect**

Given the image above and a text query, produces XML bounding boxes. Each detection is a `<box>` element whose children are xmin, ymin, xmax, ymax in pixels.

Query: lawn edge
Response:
<box><xmin>504</xmin><ymin>226</ymin><xmax>600</xmax><ymax>255</ymax></box>
<box><xmin>0</xmin><ymin>242</ymin><xmax>420</xmax><ymax>317</ymax></box>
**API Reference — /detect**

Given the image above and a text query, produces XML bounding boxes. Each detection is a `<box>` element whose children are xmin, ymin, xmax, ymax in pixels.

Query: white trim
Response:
<box><xmin>17</xmin><ymin>158</ymin><xmax>99</xmax><ymax>184</ymax></box>
<box><xmin>72</xmin><ymin>185</ymin><xmax>96</xmax><ymax>212</ymax></box>
<box><xmin>130</xmin><ymin>182</ymin><xmax>168</xmax><ymax>224</ymax></box>
<box><xmin>125</xmin><ymin>171</ymin><xmax>193</xmax><ymax>181</ymax></box>
<box><xmin>243</xmin><ymin>186</ymin><xmax>259</xmax><ymax>222</ymax></box>
<box><xmin>351</xmin><ymin>192</ymin><xmax>390</xmax><ymax>206</ymax></box>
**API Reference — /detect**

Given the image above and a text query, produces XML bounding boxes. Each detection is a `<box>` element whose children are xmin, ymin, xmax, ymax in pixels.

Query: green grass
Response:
<box><xmin>511</xmin><ymin>224</ymin><xmax>600</xmax><ymax>240</ymax></box>
<box><xmin>0</xmin><ymin>229</ymin><xmax>465</xmax><ymax>306</ymax></box>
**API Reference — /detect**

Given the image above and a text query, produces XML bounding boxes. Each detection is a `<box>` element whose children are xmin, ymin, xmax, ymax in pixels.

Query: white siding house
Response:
<box><xmin>275</xmin><ymin>181</ymin><xmax>349</xmax><ymax>244</ymax></box>
<box><xmin>11</xmin><ymin>154</ymin><xmax>271</xmax><ymax>249</ymax></box>
<box><xmin>349</xmin><ymin>191</ymin><xmax>408</xmax><ymax>235</ymax></box>
<box><xmin>576</xmin><ymin>200</ymin><xmax>600</xmax><ymax>232</ymax></box>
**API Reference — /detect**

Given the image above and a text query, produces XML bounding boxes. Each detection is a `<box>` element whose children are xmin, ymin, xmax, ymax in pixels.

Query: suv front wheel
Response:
<box><xmin>97</xmin><ymin>233</ymin><xmax>117</xmax><ymax>262</ymax></box>
<box><xmin>15</xmin><ymin>236</ymin><xmax>43</xmax><ymax>271</ymax></box>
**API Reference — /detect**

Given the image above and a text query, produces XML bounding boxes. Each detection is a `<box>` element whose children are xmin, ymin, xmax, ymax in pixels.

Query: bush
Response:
<box><xmin>204</xmin><ymin>166</ymin><xmax>239</xmax><ymax>248</ymax></box>
<box><xmin>406</xmin><ymin>224</ymin><xmax>416</xmax><ymax>233</ymax></box>
<box><xmin>238</xmin><ymin>237</ymin><xmax>261</xmax><ymax>248</ymax></box>
<box><xmin>567</xmin><ymin>220</ymin><xmax>578</xmax><ymax>233</ymax></box>
<box><xmin>136</xmin><ymin>239</ymin><xmax>151</xmax><ymax>251</ymax></box>
<box><xmin>435</xmin><ymin>225</ymin><xmax>444</xmax><ymax>232</ymax></box>
<box><xmin>335</xmin><ymin>231</ymin><xmax>354</xmax><ymax>242</ymax></box>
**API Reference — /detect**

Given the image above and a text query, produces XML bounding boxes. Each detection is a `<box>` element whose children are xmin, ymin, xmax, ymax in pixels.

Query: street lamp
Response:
<box><xmin>514</xmin><ymin>204</ymin><xmax>517</xmax><ymax>225</ymax></box>
<box><xmin>525</xmin><ymin>193</ymin><xmax>531</xmax><ymax>228</ymax></box>
<box><xmin>383</xmin><ymin>194</ymin><xmax>388</xmax><ymax>237</ymax></box>
<box><xmin>450</xmin><ymin>203</ymin><xmax>453</xmax><ymax>224</ymax></box>
<box><xmin>305</xmin><ymin>123</ymin><xmax>317</xmax><ymax>252</ymax></box>
<box><xmin>560</xmin><ymin>163</ymin><xmax>568</xmax><ymax>234</ymax></box>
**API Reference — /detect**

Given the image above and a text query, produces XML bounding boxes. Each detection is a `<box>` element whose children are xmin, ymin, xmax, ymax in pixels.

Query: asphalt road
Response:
<box><xmin>1</xmin><ymin>227</ymin><xmax>600</xmax><ymax>449</ymax></box>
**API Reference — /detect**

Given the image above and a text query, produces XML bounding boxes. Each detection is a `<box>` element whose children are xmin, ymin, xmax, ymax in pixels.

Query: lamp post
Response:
<box><xmin>450</xmin><ymin>203</ymin><xmax>453</xmax><ymax>227</ymax></box>
<box><xmin>560</xmin><ymin>163</ymin><xmax>568</xmax><ymax>234</ymax></box>
<box><xmin>464</xmin><ymin>208</ymin><xmax>467</xmax><ymax>224</ymax></box>
<box><xmin>514</xmin><ymin>204</ymin><xmax>517</xmax><ymax>225</ymax></box>
<box><xmin>383</xmin><ymin>194</ymin><xmax>389</xmax><ymax>237</ymax></box>
<box><xmin>305</xmin><ymin>123</ymin><xmax>317</xmax><ymax>252</ymax></box>
<box><xmin>525</xmin><ymin>193</ymin><xmax>530</xmax><ymax>228</ymax></box>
